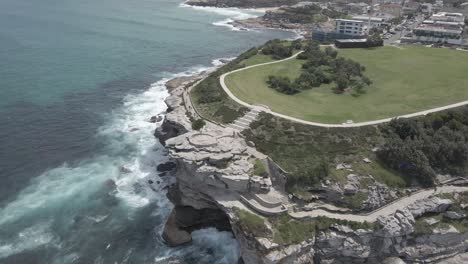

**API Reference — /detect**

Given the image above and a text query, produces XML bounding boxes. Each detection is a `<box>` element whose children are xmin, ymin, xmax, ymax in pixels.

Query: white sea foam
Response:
<box><xmin>180</xmin><ymin>2</ymin><xmax>264</xmax><ymax>31</ymax></box>
<box><xmin>0</xmin><ymin>221</ymin><xmax>58</xmax><ymax>259</ymax></box>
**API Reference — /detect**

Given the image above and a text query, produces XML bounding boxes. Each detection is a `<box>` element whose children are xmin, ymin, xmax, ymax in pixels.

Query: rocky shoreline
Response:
<box><xmin>185</xmin><ymin>0</ymin><xmax>301</xmax><ymax>8</ymax></box>
<box><xmin>153</xmin><ymin>68</ymin><xmax>468</xmax><ymax>263</ymax></box>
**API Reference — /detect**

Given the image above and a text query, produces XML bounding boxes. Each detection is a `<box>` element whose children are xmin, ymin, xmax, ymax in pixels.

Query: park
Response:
<box><xmin>224</xmin><ymin>45</ymin><xmax>468</xmax><ymax>124</ymax></box>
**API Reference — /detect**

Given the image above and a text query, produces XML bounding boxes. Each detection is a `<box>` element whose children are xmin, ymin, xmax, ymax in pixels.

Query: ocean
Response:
<box><xmin>0</xmin><ymin>0</ymin><xmax>294</xmax><ymax>263</ymax></box>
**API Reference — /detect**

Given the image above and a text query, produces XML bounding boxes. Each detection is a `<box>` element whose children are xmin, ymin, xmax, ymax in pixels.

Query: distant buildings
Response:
<box><xmin>405</xmin><ymin>12</ymin><xmax>466</xmax><ymax>45</ymax></box>
<box><xmin>379</xmin><ymin>3</ymin><xmax>403</xmax><ymax>17</ymax></box>
<box><xmin>461</xmin><ymin>2</ymin><xmax>468</xmax><ymax>12</ymax></box>
<box><xmin>421</xmin><ymin>3</ymin><xmax>433</xmax><ymax>14</ymax></box>
<box><xmin>402</xmin><ymin>1</ymin><xmax>420</xmax><ymax>15</ymax></box>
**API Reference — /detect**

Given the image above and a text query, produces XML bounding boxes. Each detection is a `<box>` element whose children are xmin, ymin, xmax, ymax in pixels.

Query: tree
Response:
<box><xmin>335</xmin><ymin>73</ymin><xmax>349</xmax><ymax>92</ymax></box>
<box><xmin>291</xmin><ymin>39</ymin><xmax>303</xmax><ymax>50</ymax></box>
<box><xmin>366</xmin><ymin>28</ymin><xmax>383</xmax><ymax>47</ymax></box>
<box><xmin>324</xmin><ymin>46</ymin><xmax>338</xmax><ymax>59</ymax></box>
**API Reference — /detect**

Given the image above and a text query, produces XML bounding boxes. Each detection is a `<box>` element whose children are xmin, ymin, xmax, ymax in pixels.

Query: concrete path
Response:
<box><xmin>289</xmin><ymin>186</ymin><xmax>468</xmax><ymax>223</ymax></box>
<box><xmin>219</xmin><ymin>52</ymin><xmax>468</xmax><ymax>128</ymax></box>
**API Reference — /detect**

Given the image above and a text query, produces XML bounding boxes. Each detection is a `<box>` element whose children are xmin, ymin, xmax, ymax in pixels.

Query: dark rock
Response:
<box><xmin>157</xmin><ymin>162</ymin><xmax>176</xmax><ymax>172</ymax></box>
<box><xmin>149</xmin><ymin>115</ymin><xmax>163</xmax><ymax>123</ymax></box>
<box><xmin>165</xmin><ymin>76</ymin><xmax>194</xmax><ymax>90</ymax></box>
<box><xmin>162</xmin><ymin>209</ymin><xmax>192</xmax><ymax>247</ymax></box>
<box><xmin>103</xmin><ymin>179</ymin><xmax>116</xmax><ymax>190</ymax></box>
<box><xmin>159</xmin><ymin>172</ymin><xmax>167</xmax><ymax>177</ymax></box>
<box><xmin>154</xmin><ymin>119</ymin><xmax>188</xmax><ymax>145</ymax></box>
<box><xmin>162</xmin><ymin>205</ymin><xmax>232</xmax><ymax>247</ymax></box>
<box><xmin>444</xmin><ymin>211</ymin><xmax>466</xmax><ymax>220</ymax></box>
<box><xmin>148</xmin><ymin>180</ymin><xmax>154</xmax><ymax>184</ymax></box>
<box><xmin>119</xmin><ymin>166</ymin><xmax>132</xmax><ymax>174</ymax></box>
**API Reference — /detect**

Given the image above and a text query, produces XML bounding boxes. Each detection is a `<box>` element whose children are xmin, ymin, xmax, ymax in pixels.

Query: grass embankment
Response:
<box><xmin>190</xmin><ymin>40</ymin><xmax>296</xmax><ymax>124</ymax></box>
<box><xmin>243</xmin><ymin>113</ymin><xmax>408</xmax><ymax>193</ymax></box>
<box><xmin>226</xmin><ymin>46</ymin><xmax>468</xmax><ymax>123</ymax></box>
<box><xmin>234</xmin><ymin>208</ymin><xmax>374</xmax><ymax>245</ymax></box>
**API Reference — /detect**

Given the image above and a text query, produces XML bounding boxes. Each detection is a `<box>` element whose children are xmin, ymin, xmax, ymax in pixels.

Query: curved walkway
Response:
<box><xmin>219</xmin><ymin>52</ymin><xmax>468</xmax><ymax>128</ymax></box>
<box><xmin>289</xmin><ymin>185</ymin><xmax>468</xmax><ymax>223</ymax></box>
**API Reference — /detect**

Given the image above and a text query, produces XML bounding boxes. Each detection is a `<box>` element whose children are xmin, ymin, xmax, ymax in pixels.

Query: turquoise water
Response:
<box><xmin>0</xmin><ymin>0</ymin><xmax>294</xmax><ymax>262</ymax></box>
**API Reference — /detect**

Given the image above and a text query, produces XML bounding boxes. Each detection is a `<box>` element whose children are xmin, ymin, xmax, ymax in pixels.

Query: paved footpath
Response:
<box><xmin>289</xmin><ymin>186</ymin><xmax>468</xmax><ymax>223</ymax></box>
<box><xmin>219</xmin><ymin>52</ymin><xmax>468</xmax><ymax>128</ymax></box>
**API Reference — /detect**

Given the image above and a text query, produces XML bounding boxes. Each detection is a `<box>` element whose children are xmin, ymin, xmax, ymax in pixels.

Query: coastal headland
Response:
<box><xmin>155</xmin><ymin>39</ymin><xmax>468</xmax><ymax>263</ymax></box>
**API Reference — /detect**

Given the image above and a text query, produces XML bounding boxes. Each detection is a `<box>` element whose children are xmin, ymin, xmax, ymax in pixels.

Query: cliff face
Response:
<box><xmin>156</xmin><ymin>75</ymin><xmax>468</xmax><ymax>264</ymax></box>
<box><xmin>185</xmin><ymin>0</ymin><xmax>301</xmax><ymax>8</ymax></box>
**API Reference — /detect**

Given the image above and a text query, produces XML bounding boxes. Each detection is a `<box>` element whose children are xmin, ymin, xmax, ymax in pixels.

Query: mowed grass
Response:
<box><xmin>225</xmin><ymin>46</ymin><xmax>468</xmax><ymax>123</ymax></box>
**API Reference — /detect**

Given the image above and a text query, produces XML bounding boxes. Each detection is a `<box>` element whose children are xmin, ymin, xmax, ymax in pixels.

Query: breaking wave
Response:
<box><xmin>180</xmin><ymin>2</ymin><xmax>265</xmax><ymax>31</ymax></box>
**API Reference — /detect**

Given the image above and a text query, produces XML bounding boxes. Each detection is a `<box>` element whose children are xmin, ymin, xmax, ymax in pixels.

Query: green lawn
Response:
<box><xmin>225</xmin><ymin>46</ymin><xmax>468</xmax><ymax>123</ymax></box>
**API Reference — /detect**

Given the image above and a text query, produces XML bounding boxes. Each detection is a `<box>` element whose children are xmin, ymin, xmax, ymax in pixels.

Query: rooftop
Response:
<box><xmin>352</xmin><ymin>16</ymin><xmax>386</xmax><ymax>22</ymax></box>
<box><xmin>335</xmin><ymin>38</ymin><xmax>368</xmax><ymax>43</ymax></box>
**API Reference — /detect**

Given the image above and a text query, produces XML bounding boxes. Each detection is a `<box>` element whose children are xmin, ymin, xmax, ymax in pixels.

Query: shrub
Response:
<box><xmin>191</xmin><ymin>119</ymin><xmax>206</xmax><ymax>130</ymax></box>
<box><xmin>267</xmin><ymin>76</ymin><xmax>299</xmax><ymax>95</ymax></box>
<box><xmin>261</xmin><ymin>39</ymin><xmax>293</xmax><ymax>60</ymax></box>
<box><xmin>253</xmin><ymin>159</ymin><xmax>267</xmax><ymax>177</ymax></box>
<box><xmin>234</xmin><ymin>208</ymin><xmax>269</xmax><ymax>237</ymax></box>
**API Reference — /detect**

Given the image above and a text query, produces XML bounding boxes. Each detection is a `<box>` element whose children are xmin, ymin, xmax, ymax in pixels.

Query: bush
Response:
<box><xmin>377</xmin><ymin>107</ymin><xmax>468</xmax><ymax>187</ymax></box>
<box><xmin>234</xmin><ymin>208</ymin><xmax>269</xmax><ymax>237</ymax></box>
<box><xmin>191</xmin><ymin>119</ymin><xmax>206</xmax><ymax>130</ymax></box>
<box><xmin>291</xmin><ymin>39</ymin><xmax>303</xmax><ymax>50</ymax></box>
<box><xmin>261</xmin><ymin>39</ymin><xmax>293</xmax><ymax>60</ymax></box>
<box><xmin>267</xmin><ymin>76</ymin><xmax>299</xmax><ymax>95</ymax></box>
<box><xmin>253</xmin><ymin>159</ymin><xmax>267</xmax><ymax>177</ymax></box>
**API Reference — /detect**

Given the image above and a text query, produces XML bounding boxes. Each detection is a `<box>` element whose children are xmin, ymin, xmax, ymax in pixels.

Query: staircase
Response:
<box><xmin>228</xmin><ymin>108</ymin><xmax>261</xmax><ymax>131</ymax></box>
<box><xmin>240</xmin><ymin>193</ymin><xmax>288</xmax><ymax>216</ymax></box>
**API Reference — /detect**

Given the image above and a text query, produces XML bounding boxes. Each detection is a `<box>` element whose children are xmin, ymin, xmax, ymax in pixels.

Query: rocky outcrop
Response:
<box><xmin>311</xmin><ymin>196</ymin><xmax>466</xmax><ymax>263</ymax></box>
<box><xmin>185</xmin><ymin>0</ymin><xmax>301</xmax><ymax>8</ymax></box>
<box><xmin>154</xmin><ymin>75</ymin><xmax>202</xmax><ymax>145</ymax></box>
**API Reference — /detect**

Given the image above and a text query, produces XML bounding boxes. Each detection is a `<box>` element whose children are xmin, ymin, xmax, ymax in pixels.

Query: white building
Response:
<box><xmin>430</xmin><ymin>12</ymin><xmax>465</xmax><ymax>24</ymax></box>
<box><xmin>352</xmin><ymin>15</ymin><xmax>386</xmax><ymax>27</ymax></box>
<box><xmin>335</xmin><ymin>19</ymin><xmax>365</xmax><ymax>36</ymax></box>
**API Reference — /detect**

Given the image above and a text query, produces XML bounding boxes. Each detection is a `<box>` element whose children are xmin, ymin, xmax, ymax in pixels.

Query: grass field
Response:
<box><xmin>225</xmin><ymin>46</ymin><xmax>468</xmax><ymax>123</ymax></box>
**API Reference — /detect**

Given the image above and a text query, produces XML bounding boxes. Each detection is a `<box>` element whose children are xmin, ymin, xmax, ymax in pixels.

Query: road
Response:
<box><xmin>219</xmin><ymin>50</ymin><xmax>468</xmax><ymax>128</ymax></box>
<box><xmin>385</xmin><ymin>15</ymin><xmax>424</xmax><ymax>45</ymax></box>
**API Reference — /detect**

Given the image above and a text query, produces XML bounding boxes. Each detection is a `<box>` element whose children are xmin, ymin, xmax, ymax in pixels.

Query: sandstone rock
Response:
<box><xmin>444</xmin><ymin>211</ymin><xmax>466</xmax><ymax>220</ymax></box>
<box><xmin>363</xmin><ymin>183</ymin><xmax>397</xmax><ymax>211</ymax></box>
<box><xmin>433</xmin><ymin>225</ymin><xmax>459</xmax><ymax>235</ymax></box>
<box><xmin>377</xmin><ymin>209</ymin><xmax>415</xmax><ymax>237</ymax></box>
<box><xmin>407</xmin><ymin>197</ymin><xmax>453</xmax><ymax>218</ymax></box>
<box><xmin>424</xmin><ymin>218</ymin><xmax>440</xmax><ymax>226</ymax></box>
<box><xmin>383</xmin><ymin>257</ymin><xmax>407</xmax><ymax>264</ymax></box>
